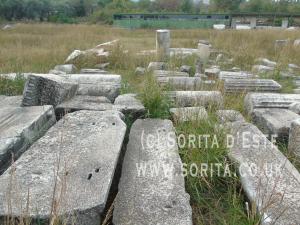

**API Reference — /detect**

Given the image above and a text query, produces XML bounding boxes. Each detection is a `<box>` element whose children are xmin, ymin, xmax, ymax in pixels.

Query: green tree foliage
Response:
<box><xmin>212</xmin><ymin>0</ymin><xmax>243</xmax><ymax>12</ymax></box>
<box><xmin>181</xmin><ymin>0</ymin><xmax>193</xmax><ymax>13</ymax></box>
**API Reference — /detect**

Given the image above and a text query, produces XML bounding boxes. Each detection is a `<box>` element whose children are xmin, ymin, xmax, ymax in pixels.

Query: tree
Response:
<box><xmin>212</xmin><ymin>0</ymin><xmax>242</xmax><ymax>12</ymax></box>
<box><xmin>181</xmin><ymin>0</ymin><xmax>193</xmax><ymax>13</ymax></box>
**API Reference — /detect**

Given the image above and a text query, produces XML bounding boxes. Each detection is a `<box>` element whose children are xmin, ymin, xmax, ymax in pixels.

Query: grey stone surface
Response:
<box><xmin>65</xmin><ymin>74</ymin><xmax>121</xmax><ymax>101</ymax></box>
<box><xmin>148</xmin><ymin>62</ymin><xmax>167</xmax><ymax>71</ymax></box>
<box><xmin>169</xmin><ymin>48</ymin><xmax>199</xmax><ymax>58</ymax></box>
<box><xmin>22</xmin><ymin>74</ymin><xmax>78</xmax><ymax>107</ymax></box>
<box><xmin>180</xmin><ymin>65</ymin><xmax>191</xmax><ymax>74</ymax></box>
<box><xmin>252</xmin><ymin>108</ymin><xmax>300</xmax><ymax>141</ymax></box>
<box><xmin>289</xmin><ymin>102</ymin><xmax>300</xmax><ymax>114</ymax></box>
<box><xmin>157</xmin><ymin>77</ymin><xmax>200</xmax><ymax>90</ymax></box>
<box><xmin>244</xmin><ymin>93</ymin><xmax>300</xmax><ymax>115</ymax></box>
<box><xmin>54</xmin><ymin>64</ymin><xmax>77</xmax><ymax>74</ymax></box>
<box><xmin>252</xmin><ymin>65</ymin><xmax>274</xmax><ymax>74</ymax></box>
<box><xmin>79</xmin><ymin>69</ymin><xmax>108</xmax><ymax>74</ymax></box>
<box><xmin>56</xmin><ymin>96</ymin><xmax>113</xmax><ymax>116</ymax></box>
<box><xmin>204</xmin><ymin>67</ymin><xmax>220</xmax><ymax>79</ymax></box>
<box><xmin>229</xmin><ymin>121</ymin><xmax>300</xmax><ymax>225</ymax></box>
<box><xmin>156</xmin><ymin>29</ymin><xmax>170</xmax><ymax>58</ymax></box>
<box><xmin>49</xmin><ymin>69</ymin><xmax>67</xmax><ymax>75</ymax></box>
<box><xmin>0</xmin><ymin>95</ymin><xmax>22</xmax><ymax>107</ymax></box>
<box><xmin>198</xmin><ymin>43</ymin><xmax>210</xmax><ymax>63</ymax></box>
<box><xmin>153</xmin><ymin>70</ymin><xmax>189</xmax><ymax>77</ymax></box>
<box><xmin>219</xmin><ymin>71</ymin><xmax>257</xmax><ymax>80</ymax></box>
<box><xmin>113</xmin><ymin>119</ymin><xmax>192</xmax><ymax>225</ymax></box>
<box><xmin>95</xmin><ymin>63</ymin><xmax>110</xmax><ymax>70</ymax></box>
<box><xmin>170</xmin><ymin>107</ymin><xmax>208</xmax><ymax>122</ymax></box>
<box><xmin>113</xmin><ymin>94</ymin><xmax>145</xmax><ymax>118</ymax></box>
<box><xmin>0</xmin><ymin>110</ymin><xmax>126</xmax><ymax>225</ymax></box>
<box><xmin>216</xmin><ymin>110</ymin><xmax>245</xmax><ymax>123</ymax></box>
<box><xmin>135</xmin><ymin>67</ymin><xmax>146</xmax><ymax>76</ymax></box>
<box><xmin>0</xmin><ymin>106</ymin><xmax>56</xmax><ymax>174</ymax></box>
<box><xmin>167</xmin><ymin>91</ymin><xmax>223</xmax><ymax>108</ymax></box>
<box><xmin>275</xmin><ymin>39</ymin><xmax>290</xmax><ymax>49</ymax></box>
<box><xmin>256</xmin><ymin>58</ymin><xmax>277</xmax><ymax>67</ymax></box>
<box><xmin>224</xmin><ymin>79</ymin><xmax>281</xmax><ymax>93</ymax></box>
<box><xmin>288</xmin><ymin>118</ymin><xmax>300</xmax><ymax>158</ymax></box>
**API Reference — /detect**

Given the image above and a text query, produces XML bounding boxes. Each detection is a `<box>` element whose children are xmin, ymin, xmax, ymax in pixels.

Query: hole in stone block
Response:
<box><xmin>87</xmin><ymin>173</ymin><xmax>92</xmax><ymax>180</ymax></box>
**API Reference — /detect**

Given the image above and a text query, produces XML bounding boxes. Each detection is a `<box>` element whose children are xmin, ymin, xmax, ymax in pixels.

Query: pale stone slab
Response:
<box><xmin>169</xmin><ymin>48</ymin><xmax>199</xmax><ymax>58</ymax></box>
<box><xmin>219</xmin><ymin>71</ymin><xmax>257</xmax><ymax>80</ymax></box>
<box><xmin>216</xmin><ymin>110</ymin><xmax>245</xmax><ymax>123</ymax></box>
<box><xmin>0</xmin><ymin>106</ymin><xmax>56</xmax><ymax>174</ymax></box>
<box><xmin>79</xmin><ymin>69</ymin><xmax>108</xmax><ymax>74</ymax></box>
<box><xmin>65</xmin><ymin>74</ymin><xmax>121</xmax><ymax>101</ymax></box>
<box><xmin>224</xmin><ymin>79</ymin><xmax>281</xmax><ymax>93</ymax></box>
<box><xmin>256</xmin><ymin>58</ymin><xmax>277</xmax><ymax>67</ymax></box>
<box><xmin>229</xmin><ymin>121</ymin><xmax>300</xmax><ymax>225</ymax></box>
<box><xmin>113</xmin><ymin>119</ymin><xmax>192</xmax><ymax>225</ymax></box>
<box><xmin>113</xmin><ymin>94</ymin><xmax>145</xmax><ymax>118</ymax></box>
<box><xmin>198</xmin><ymin>43</ymin><xmax>210</xmax><ymax>63</ymax></box>
<box><xmin>252</xmin><ymin>108</ymin><xmax>300</xmax><ymax>141</ymax></box>
<box><xmin>170</xmin><ymin>107</ymin><xmax>208</xmax><ymax>122</ymax></box>
<box><xmin>153</xmin><ymin>70</ymin><xmax>189</xmax><ymax>77</ymax></box>
<box><xmin>22</xmin><ymin>74</ymin><xmax>78</xmax><ymax>107</ymax></box>
<box><xmin>0</xmin><ymin>95</ymin><xmax>22</xmax><ymax>107</ymax></box>
<box><xmin>166</xmin><ymin>91</ymin><xmax>223</xmax><ymax>108</ymax></box>
<box><xmin>244</xmin><ymin>93</ymin><xmax>300</xmax><ymax>114</ymax></box>
<box><xmin>204</xmin><ymin>67</ymin><xmax>220</xmax><ymax>79</ymax></box>
<box><xmin>56</xmin><ymin>96</ymin><xmax>113</xmax><ymax>116</ymax></box>
<box><xmin>157</xmin><ymin>77</ymin><xmax>205</xmax><ymax>90</ymax></box>
<box><xmin>180</xmin><ymin>65</ymin><xmax>191</xmax><ymax>74</ymax></box>
<box><xmin>148</xmin><ymin>62</ymin><xmax>167</xmax><ymax>71</ymax></box>
<box><xmin>0</xmin><ymin>110</ymin><xmax>126</xmax><ymax>225</ymax></box>
<box><xmin>54</xmin><ymin>64</ymin><xmax>77</xmax><ymax>74</ymax></box>
<box><xmin>252</xmin><ymin>65</ymin><xmax>274</xmax><ymax>74</ymax></box>
<box><xmin>289</xmin><ymin>102</ymin><xmax>300</xmax><ymax>114</ymax></box>
<box><xmin>288</xmin><ymin>118</ymin><xmax>300</xmax><ymax>158</ymax></box>
<box><xmin>135</xmin><ymin>67</ymin><xmax>146</xmax><ymax>76</ymax></box>
<box><xmin>0</xmin><ymin>73</ymin><xmax>30</xmax><ymax>80</ymax></box>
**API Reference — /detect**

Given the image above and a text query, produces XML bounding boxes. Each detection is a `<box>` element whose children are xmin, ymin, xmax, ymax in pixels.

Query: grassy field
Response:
<box><xmin>1</xmin><ymin>23</ymin><xmax>300</xmax><ymax>225</ymax></box>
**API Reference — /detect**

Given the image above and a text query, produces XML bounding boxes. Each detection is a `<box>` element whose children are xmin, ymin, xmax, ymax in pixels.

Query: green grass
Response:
<box><xmin>0</xmin><ymin>76</ymin><xmax>26</xmax><ymax>96</ymax></box>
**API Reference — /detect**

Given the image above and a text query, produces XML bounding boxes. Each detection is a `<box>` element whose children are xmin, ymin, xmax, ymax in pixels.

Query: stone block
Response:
<box><xmin>147</xmin><ymin>62</ymin><xmax>167</xmax><ymax>71</ymax></box>
<box><xmin>22</xmin><ymin>74</ymin><xmax>78</xmax><ymax>107</ymax></box>
<box><xmin>113</xmin><ymin>94</ymin><xmax>145</xmax><ymax>118</ymax></box>
<box><xmin>219</xmin><ymin>71</ymin><xmax>257</xmax><ymax>80</ymax></box>
<box><xmin>79</xmin><ymin>69</ymin><xmax>108</xmax><ymax>74</ymax></box>
<box><xmin>288</xmin><ymin>118</ymin><xmax>300</xmax><ymax>158</ymax></box>
<box><xmin>153</xmin><ymin>70</ymin><xmax>189</xmax><ymax>77</ymax></box>
<box><xmin>0</xmin><ymin>110</ymin><xmax>126</xmax><ymax>225</ymax></box>
<box><xmin>289</xmin><ymin>102</ymin><xmax>300</xmax><ymax>114</ymax></box>
<box><xmin>54</xmin><ymin>64</ymin><xmax>77</xmax><ymax>74</ymax></box>
<box><xmin>0</xmin><ymin>95</ymin><xmax>22</xmax><ymax>107</ymax></box>
<box><xmin>216</xmin><ymin>110</ymin><xmax>245</xmax><ymax>123</ymax></box>
<box><xmin>157</xmin><ymin>77</ymin><xmax>205</xmax><ymax>90</ymax></box>
<box><xmin>0</xmin><ymin>106</ymin><xmax>56</xmax><ymax>174</ymax></box>
<box><xmin>224</xmin><ymin>79</ymin><xmax>281</xmax><ymax>93</ymax></box>
<box><xmin>113</xmin><ymin>119</ymin><xmax>192</xmax><ymax>225</ymax></box>
<box><xmin>170</xmin><ymin>107</ymin><xmax>208</xmax><ymax>122</ymax></box>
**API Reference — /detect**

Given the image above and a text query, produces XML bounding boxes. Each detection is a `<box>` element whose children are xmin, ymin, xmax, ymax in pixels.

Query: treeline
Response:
<box><xmin>1</xmin><ymin>0</ymin><xmax>300</xmax><ymax>23</ymax></box>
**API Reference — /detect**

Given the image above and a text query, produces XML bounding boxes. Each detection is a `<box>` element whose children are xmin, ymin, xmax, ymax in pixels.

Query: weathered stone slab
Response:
<box><xmin>288</xmin><ymin>118</ymin><xmax>300</xmax><ymax>158</ymax></box>
<box><xmin>113</xmin><ymin>119</ymin><xmax>192</xmax><ymax>225</ymax></box>
<box><xmin>252</xmin><ymin>108</ymin><xmax>300</xmax><ymax>141</ymax></box>
<box><xmin>229</xmin><ymin>121</ymin><xmax>300</xmax><ymax>225</ymax></box>
<box><xmin>0</xmin><ymin>95</ymin><xmax>22</xmax><ymax>107</ymax></box>
<box><xmin>0</xmin><ymin>73</ymin><xmax>30</xmax><ymax>80</ymax></box>
<box><xmin>289</xmin><ymin>102</ymin><xmax>300</xmax><ymax>114</ymax></box>
<box><xmin>169</xmin><ymin>48</ymin><xmax>199</xmax><ymax>58</ymax></box>
<box><xmin>180</xmin><ymin>65</ymin><xmax>191</xmax><ymax>74</ymax></box>
<box><xmin>198</xmin><ymin>43</ymin><xmax>210</xmax><ymax>63</ymax></box>
<box><xmin>0</xmin><ymin>110</ymin><xmax>126</xmax><ymax>225</ymax></box>
<box><xmin>135</xmin><ymin>67</ymin><xmax>146</xmax><ymax>76</ymax></box>
<box><xmin>166</xmin><ymin>91</ymin><xmax>223</xmax><ymax>108</ymax></box>
<box><xmin>204</xmin><ymin>67</ymin><xmax>220</xmax><ymax>79</ymax></box>
<box><xmin>153</xmin><ymin>70</ymin><xmax>189</xmax><ymax>77</ymax></box>
<box><xmin>256</xmin><ymin>58</ymin><xmax>277</xmax><ymax>67</ymax></box>
<box><xmin>22</xmin><ymin>74</ymin><xmax>78</xmax><ymax>107</ymax></box>
<box><xmin>216</xmin><ymin>110</ymin><xmax>245</xmax><ymax>123</ymax></box>
<box><xmin>56</xmin><ymin>96</ymin><xmax>113</xmax><ymax>116</ymax></box>
<box><xmin>148</xmin><ymin>62</ymin><xmax>167</xmax><ymax>71</ymax></box>
<box><xmin>219</xmin><ymin>71</ymin><xmax>257</xmax><ymax>80</ymax></box>
<box><xmin>65</xmin><ymin>74</ymin><xmax>121</xmax><ymax>101</ymax></box>
<box><xmin>79</xmin><ymin>69</ymin><xmax>108</xmax><ymax>74</ymax></box>
<box><xmin>170</xmin><ymin>107</ymin><xmax>208</xmax><ymax>122</ymax></box>
<box><xmin>224</xmin><ymin>79</ymin><xmax>281</xmax><ymax>93</ymax></box>
<box><xmin>244</xmin><ymin>93</ymin><xmax>300</xmax><ymax>114</ymax></box>
<box><xmin>157</xmin><ymin>77</ymin><xmax>205</xmax><ymax>90</ymax></box>
<box><xmin>252</xmin><ymin>65</ymin><xmax>274</xmax><ymax>74</ymax></box>
<box><xmin>113</xmin><ymin>94</ymin><xmax>145</xmax><ymax>118</ymax></box>
<box><xmin>0</xmin><ymin>106</ymin><xmax>56</xmax><ymax>174</ymax></box>
<box><xmin>54</xmin><ymin>64</ymin><xmax>77</xmax><ymax>74</ymax></box>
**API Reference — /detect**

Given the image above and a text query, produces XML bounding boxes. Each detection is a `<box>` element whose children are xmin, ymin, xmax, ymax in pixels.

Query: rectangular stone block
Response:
<box><xmin>22</xmin><ymin>74</ymin><xmax>78</xmax><ymax>107</ymax></box>
<box><xmin>113</xmin><ymin>119</ymin><xmax>192</xmax><ymax>225</ymax></box>
<box><xmin>157</xmin><ymin>77</ymin><xmax>205</xmax><ymax>90</ymax></box>
<box><xmin>0</xmin><ymin>106</ymin><xmax>56</xmax><ymax>174</ymax></box>
<box><xmin>170</xmin><ymin>107</ymin><xmax>208</xmax><ymax>122</ymax></box>
<box><xmin>113</xmin><ymin>94</ymin><xmax>145</xmax><ymax>118</ymax></box>
<box><xmin>244</xmin><ymin>93</ymin><xmax>300</xmax><ymax>115</ymax></box>
<box><xmin>229</xmin><ymin>121</ymin><xmax>300</xmax><ymax>225</ymax></box>
<box><xmin>153</xmin><ymin>70</ymin><xmax>189</xmax><ymax>77</ymax></box>
<box><xmin>224</xmin><ymin>79</ymin><xmax>281</xmax><ymax>93</ymax></box>
<box><xmin>289</xmin><ymin>102</ymin><xmax>300</xmax><ymax>114</ymax></box>
<box><xmin>79</xmin><ymin>69</ymin><xmax>108</xmax><ymax>74</ymax></box>
<box><xmin>56</xmin><ymin>96</ymin><xmax>113</xmax><ymax>117</ymax></box>
<box><xmin>252</xmin><ymin>108</ymin><xmax>300</xmax><ymax>141</ymax></box>
<box><xmin>204</xmin><ymin>67</ymin><xmax>220</xmax><ymax>79</ymax></box>
<box><xmin>219</xmin><ymin>71</ymin><xmax>257</xmax><ymax>80</ymax></box>
<box><xmin>65</xmin><ymin>74</ymin><xmax>121</xmax><ymax>101</ymax></box>
<box><xmin>166</xmin><ymin>91</ymin><xmax>223</xmax><ymax>108</ymax></box>
<box><xmin>0</xmin><ymin>110</ymin><xmax>126</xmax><ymax>225</ymax></box>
